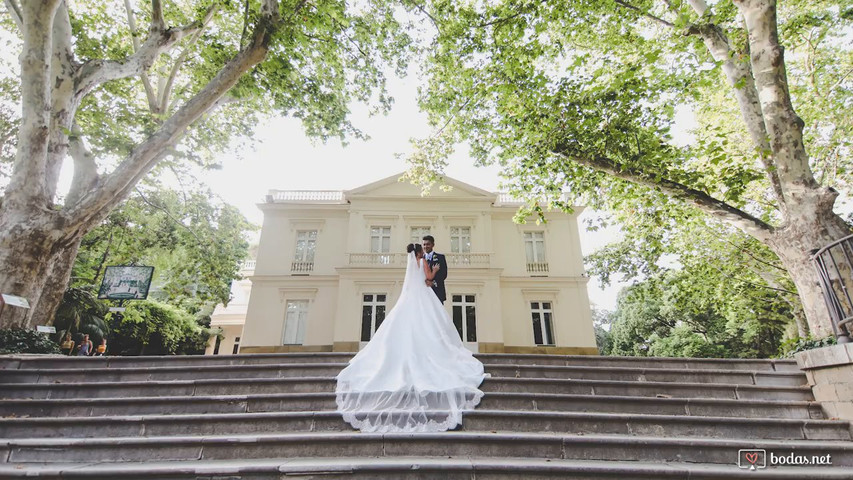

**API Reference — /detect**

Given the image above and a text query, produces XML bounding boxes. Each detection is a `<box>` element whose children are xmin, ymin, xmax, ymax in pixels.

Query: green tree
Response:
<box><xmin>411</xmin><ymin>0</ymin><xmax>853</xmax><ymax>337</ymax></box>
<box><xmin>0</xmin><ymin>0</ymin><xmax>413</xmax><ymax>328</ymax></box>
<box><xmin>72</xmin><ymin>185</ymin><xmax>254</xmax><ymax>313</ymax></box>
<box><xmin>52</xmin><ymin>285</ymin><xmax>109</xmax><ymax>343</ymax></box>
<box><xmin>107</xmin><ymin>300</ymin><xmax>211</xmax><ymax>355</ymax></box>
<box><xmin>608</xmin><ymin>257</ymin><xmax>792</xmax><ymax>358</ymax></box>
<box><xmin>592</xmin><ymin>307</ymin><xmax>614</xmax><ymax>356</ymax></box>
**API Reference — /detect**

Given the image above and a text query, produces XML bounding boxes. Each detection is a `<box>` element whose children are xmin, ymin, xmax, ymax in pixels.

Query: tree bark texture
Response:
<box><xmin>0</xmin><ymin>0</ymin><xmax>282</xmax><ymax>329</ymax></box>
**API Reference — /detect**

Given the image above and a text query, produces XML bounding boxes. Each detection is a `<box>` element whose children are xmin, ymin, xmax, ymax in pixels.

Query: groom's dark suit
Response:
<box><xmin>426</xmin><ymin>252</ymin><xmax>448</xmax><ymax>304</ymax></box>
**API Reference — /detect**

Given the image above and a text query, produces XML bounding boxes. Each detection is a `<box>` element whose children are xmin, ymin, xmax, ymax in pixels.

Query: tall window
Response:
<box><xmin>450</xmin><ymin>227</ymin><xmax>471</xmax><ymax>254</ymax></box>
<box><xmin>452</xmin><ymin>294</ymin><xmax>477</xmax><ymax>342</ymax></box>
<box><xmin>370</xmin><ymin>227</ymin><xmax>392</xmax><ymax>253</ymax></box>
<box><xmin>530</xmin><ymin>301</ymin><xmax>555</xmax><ymax>346</ymax></box>
<box><xmin>524</xmin><ymin>232</ymin><xmax>546</xmax><ymax>262</ymax></box>
<box><xmin>283</xmin><ymin>300</ymin><xmax>309</xmax><ymax>345</ymax></box>
<box><xmin>232</xmin><ymin>336</ymin><xmax>241</xmax><ymax>355</ymax></box>
<box><xmin>370</xmin><ymin>226</ymin><xmax>392</xmax><ymax>264</ymax></box>
<box><xmin>361</xmin><ymin>294</ymin><xmax>387</xmax><ymax>341</ymax></box>
<box><xmin>293</xmin><ymin>230</ymin><xmax>317</xmax><ymax>272</ymax></box>
<box><xmin>410</xmin><ymin>226</ymin><xmax>431</xmax><ymax>244</ymax></box>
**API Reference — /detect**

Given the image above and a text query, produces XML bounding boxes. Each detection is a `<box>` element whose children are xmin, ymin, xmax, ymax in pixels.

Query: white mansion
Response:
<box><xmin>207</xmin><ymin>173</ymin><xmax>598</xmax><ymax>355</ymax></box>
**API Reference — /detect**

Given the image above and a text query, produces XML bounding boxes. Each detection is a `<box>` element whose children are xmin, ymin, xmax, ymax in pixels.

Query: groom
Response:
<box><xmin>422</xmin><ymin>235</ymin><xmax>447</xmax><ymax>304</ymax></box>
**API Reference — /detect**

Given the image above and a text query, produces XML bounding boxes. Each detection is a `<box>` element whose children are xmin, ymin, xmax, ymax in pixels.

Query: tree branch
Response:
<box><xmin>66</xmin><ymin>0</ymin><xmax>284</xmax><ymax>227</ymax></box>
<box><xmin>134</xmin><ymin>187</ymin><xmax>205</xmax><ymax>246</ymax></box>
<box><xmin>73</xmin><ymin>11</ymin><xmax>204</xmax><ymax>101</ymax></box>
<box><xmin>159</xmin><ymin>3</ymin><xmax>219</xmax><ymax>114</ymax></box>
<box><xmin>614</xmin><ymin>0</ymin><xmax>674</xmax><ymax>28</ymax></box>
<box><xmin>683</xmin><ymin>21</ymin><xmax>785</xmax><ymax>213</ymax></box>
<box><xmin>65</xmin><ymin>124</ymin><xmax>100</xmax><ymax>208</ymax></box>
<box><xmin>552</xmin><ymin>146</ymin><xmax>775</xmax><ymax>240</ymax></box>
<box><xmin>150</xmin><ymin>0</ymin><xmax>166</xmax><ymax>31</ymax></box>
<box><xmin>240</xmin><ymin>0</ymin><xmax>251</xmax><ymax>48</ymax></box>
<box><xmin>733</xmin><ymin>0</ymin><xmax>820</xmax><ymax>203</ymax></box>
<box><xmin>686</xmin><ymin>0</ymin><xmax>710</xmax><ymax>16</ymax></box>
<box><xmin>410</xmin><ymin>1</ymin><xmax>441</xmax><ymax>32</ymax></box>
<box><xmin>124</xmin><ymin>0</ymin><xmax>159</xmax><ymax>112</ymax></box>
<box><xmin>4</xmin><ymin>0</ymin><xmax>62</xmax><ymax>209</ymax></box>
<box><xmin>3</xmin><ymin>0</ymin><xmax>22</xmax><ymax>30</ymax></box>
<box><xmin>45</xmin><ymin>1</ymin><xmax>79</xmax><ymax>202</ymax></box>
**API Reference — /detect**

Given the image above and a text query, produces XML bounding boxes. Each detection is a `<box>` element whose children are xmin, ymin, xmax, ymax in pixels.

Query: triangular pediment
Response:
<box><xmin>346</xmin><ymin>172</ymin><xmax>495</xmax><ymax>199</ymax></box>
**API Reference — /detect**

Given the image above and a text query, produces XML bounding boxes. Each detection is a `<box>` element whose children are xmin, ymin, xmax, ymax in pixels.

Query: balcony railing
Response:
<box><xmin>240</xmin><ymin>260</ymin><xmax>256</xmax><ymax>271</ymax></box>
<box><xmin>267</xmin><ymin>190</ymin><xmax>346</xmax><ymax>203</ymax></box>
<box><xmin>813</xmin><ymin>234</ymin><xmax>853</xmax><ymax>343</ymax></box>
<box><xmin>527</xmin><ymin>262</ymin><xmax>550</xmax><ymax>274</ymax></box>
<box><xmin>495</xmin><ymin>192</ymin><xmax>571</xmax><ymax>206</ymax></box>
<box><xmin>349</xmin><ymin>253</ymin><xmax>405</xmax><ymax>266</ymax></box>
<box><xmin>291</xmin><ymin>261</ymin><xmax>314</xmax><ymax>273</ymax></box>
<box><xmin>446</xmin><ymin>253</ymin><xmax>491</xmax><ymax>267</ymax></box>
<box><xmin>348</xmin><ymin>253</ymin><xmax>492</xmax><ymax>267</ymax></box>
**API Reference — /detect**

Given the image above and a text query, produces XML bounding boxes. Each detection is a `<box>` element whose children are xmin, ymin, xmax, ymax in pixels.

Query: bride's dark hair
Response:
<box><xmin>406</xmin><ymin>243</ymin><xmax>423</xmax><ymax>255</ymax></box>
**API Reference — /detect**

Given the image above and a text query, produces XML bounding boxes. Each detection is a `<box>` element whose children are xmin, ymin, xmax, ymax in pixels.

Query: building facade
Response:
<box><xmin>230</xmin><ymin>173</ymin><xmax>597</xmax><ymax>355</ymax></box>
<box><xmin>205</xmin><ymin>260</ymin><xmax>254</xmax><ymax>355</ymax></box>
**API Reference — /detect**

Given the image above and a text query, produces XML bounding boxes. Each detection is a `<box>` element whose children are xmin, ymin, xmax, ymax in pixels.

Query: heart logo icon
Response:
<box><xmin>745</xmin><ymin>452</ymin><xmax>759</xmax><ymax>464</ymax></box>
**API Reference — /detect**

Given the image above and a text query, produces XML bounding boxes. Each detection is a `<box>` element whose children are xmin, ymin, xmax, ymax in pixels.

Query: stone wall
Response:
<box><xmin>796</xmin><ymin>344</ymin><xmax>853</xmax><ymax>420</ymax></box>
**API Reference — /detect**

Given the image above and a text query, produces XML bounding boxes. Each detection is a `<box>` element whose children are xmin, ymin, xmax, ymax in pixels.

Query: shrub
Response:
<box><xmin>0</xmin><ymin>328</ymin><xmax>61</xmax><ymax>354</ymax></box>
<box><xmin>779</xmin><ymin>335</ymin><xmax>838</xmax><ymax>358</ymax></box>
<box><xmin>107</xmin><ymin>300</ymin><xmax>213</xmax><ymax>356</ymax></box>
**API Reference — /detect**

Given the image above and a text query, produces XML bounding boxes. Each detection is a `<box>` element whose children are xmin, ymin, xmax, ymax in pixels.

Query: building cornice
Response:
<box><xmin>500</xmin><ymin>276</ymin><xmax>590</xmax><ymax>286</ymax></box>
<box><xmin>249</xmin><ymin>275</ymin><xmax>340</xmax><ymax>285</ymax></box>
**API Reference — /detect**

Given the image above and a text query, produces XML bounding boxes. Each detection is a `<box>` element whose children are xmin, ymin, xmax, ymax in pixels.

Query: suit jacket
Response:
<box><xmin>427</xmin><ymin>252</ymin><xmax>448</xmax><ymax>302</ymax></box>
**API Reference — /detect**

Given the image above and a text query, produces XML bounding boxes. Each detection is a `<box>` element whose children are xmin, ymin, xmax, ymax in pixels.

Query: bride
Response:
<box><xmin>335</xmin><ymin>243</ymin><xmax>489</xmax><ymax>433</ymax></box>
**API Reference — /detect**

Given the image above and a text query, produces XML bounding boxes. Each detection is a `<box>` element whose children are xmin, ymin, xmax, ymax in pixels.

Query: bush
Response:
<box><xmin>779</xmin><ymin>335</ymin><xmax>838</xmax><ymax>358</ymax></box>
<box><xmin>107</xmin><ymin>300</ymin><xmax>213</xmax><ymax>356</ymax></box>
<box><xmin>0</xmin><ymin>328</ymin><xmax>61</xmax><ymax>354</ymax></box>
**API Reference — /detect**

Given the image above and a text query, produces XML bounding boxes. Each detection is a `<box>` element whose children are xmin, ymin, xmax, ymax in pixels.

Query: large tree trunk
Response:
<box><xmin>0</xmin><ymin>208</ymin><xmax>81</xmax><ymax>328</ymax></box>
<box><xmin>0</xmin><ymin>0</ymin><xmax>282</xmax><ymax>330</ymax></box>
<box><xmin>766</xmin><ymin>194</ymin><xmax>851</xmax><ymax>338</ymax></box>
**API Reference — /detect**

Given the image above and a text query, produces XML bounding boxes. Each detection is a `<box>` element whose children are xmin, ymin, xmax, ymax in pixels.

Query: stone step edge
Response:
<box><xmin>0</xmin><ymin>390</ymin><xmax>820</xmax><ymax>409</ymax></box>
<box><xmin>3</xmin><ymin>431</ymin><xmax>852</xmax><ymax>449</ymax></box>
<box><xmin>0</xmin><ymin>362</ymin><xmax>807</xmax><ymax>377</ymax></box>
<box><xmin>1</xmin><ymin>408</ymin><xmax>846</xmax><ymax>432</ymax></box>
<box><xmin>1</xmin><ymin>352</ymin><xmax>799</xmax><ymax>363</ymax></box>
<box><xmin>0</xmin><ymin>457</ymin><xmax>847</xmax><ymax>479</ymax></box>
<box><xmin>0</xmin><ymin>376</ymin><xmax>813</xmax><ymax>393</ymax></box>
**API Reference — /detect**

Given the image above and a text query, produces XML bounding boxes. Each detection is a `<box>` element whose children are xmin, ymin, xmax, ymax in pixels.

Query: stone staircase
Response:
<box><xmin>1</xmin><ymin>353</ymin><xmax>852</xmax><ymax>479</ymax></box>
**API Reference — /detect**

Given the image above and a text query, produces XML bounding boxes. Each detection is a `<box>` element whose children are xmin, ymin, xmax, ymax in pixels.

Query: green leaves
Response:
<box><xmin>71</xmin><ymin>185</ymin><xmax>255</xmax><ymax>314</ymax></box>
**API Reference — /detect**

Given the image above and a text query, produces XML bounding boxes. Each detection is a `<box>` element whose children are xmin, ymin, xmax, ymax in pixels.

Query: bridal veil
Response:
<box><xmin>335</xmin><ymin>251</ymin><xmax>488</xmax><ymax>433</ymax></box>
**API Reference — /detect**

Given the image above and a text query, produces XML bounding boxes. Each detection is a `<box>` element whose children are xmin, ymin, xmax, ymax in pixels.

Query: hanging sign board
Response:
<box><xmin>98</xmin><ymin>266</ymin><xmax>155</xmax><ymax>300</ymax></box>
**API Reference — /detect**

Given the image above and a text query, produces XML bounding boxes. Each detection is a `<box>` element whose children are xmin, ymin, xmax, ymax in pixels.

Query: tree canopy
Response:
<box><xmin>0</xmin><ymin>0</ymin><xmax>415</xmax><ymax>328</ymax></box>
<box><xmin>409</xmin><ymin>0</ymin><xmax>853</xmax><ymax>336</ymax></box>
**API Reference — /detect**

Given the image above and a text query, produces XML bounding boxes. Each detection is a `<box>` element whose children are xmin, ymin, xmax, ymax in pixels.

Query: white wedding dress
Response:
<box><xmin>335</xmin><ymin>251</ymin><xmax>489</xmax><ymax>433</ymax></box>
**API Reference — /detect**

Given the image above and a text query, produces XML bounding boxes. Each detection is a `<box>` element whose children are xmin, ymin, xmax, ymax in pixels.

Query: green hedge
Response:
<box><xmin>0</xmin><ymin>328</ymin><xmax>61</xmax><ymax>354</ymax></box>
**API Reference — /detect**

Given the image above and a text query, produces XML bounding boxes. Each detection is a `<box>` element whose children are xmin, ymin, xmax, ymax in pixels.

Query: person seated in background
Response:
<box><xmin>77</xmin><ymin>334</ymin><xmax>92</xmax><ymax>357</ymax></box>
<box><xmin>60</xmin><ymin>333</ymin><xmax>75</xmax><ymax>356</ymax></box>
<box><xmin>94</xmin><ymin>338</ymin><xmax>107</xmax><ymax>356</ymax></box>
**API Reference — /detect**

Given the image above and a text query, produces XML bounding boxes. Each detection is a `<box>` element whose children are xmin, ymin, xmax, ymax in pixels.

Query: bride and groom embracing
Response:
<box><xmin>335</xmin><ymin>235</ymin><xmax>489</xmax><ymax>433</ymax></box>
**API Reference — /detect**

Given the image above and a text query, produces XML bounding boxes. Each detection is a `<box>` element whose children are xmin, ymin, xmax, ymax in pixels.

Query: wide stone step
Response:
<box><xmin>1</xmin><ymin>410</ymin><xmax>848</xmax><ymax>441</ymax></box>
<box><xmin>0</xmin><ymin>353</ymin><xmax>801</xmax><ymax>372</ymax></box>
<box><xmin>0</xmin><ymin>376</ymin><xmax>814</xmax><ymax>401</ymax></box>
<box><xmin>0</xmin><ymin>363</ymin><xmax>807</xmax><ymax>387</ymax></box>
<box><xmin>0</xmin><ymin>392</ymin><xmax>824</xmax><ymax>420</ymax></box>
<box><xmin>2</xmin><ymin>457</ymin><xmax>850</xmax><ymax>479</ymax></box>
<box><xmin>3</xmin><ymin>432</ymin><xmax>852</xmax><ymax>466</ymax></box>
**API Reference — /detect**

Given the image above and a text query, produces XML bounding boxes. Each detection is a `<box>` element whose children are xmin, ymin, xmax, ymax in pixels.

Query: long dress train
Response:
<box><xmin>335</xmin><ymin>251</ymin><xmax>489</xmax><ymax>433</ymax></box>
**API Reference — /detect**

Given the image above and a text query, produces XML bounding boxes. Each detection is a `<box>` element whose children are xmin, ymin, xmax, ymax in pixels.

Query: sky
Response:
<box><xmin>197</xmin><ymin>69</ymin><xmax>641</xmax><ymax>312</ymax></box>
